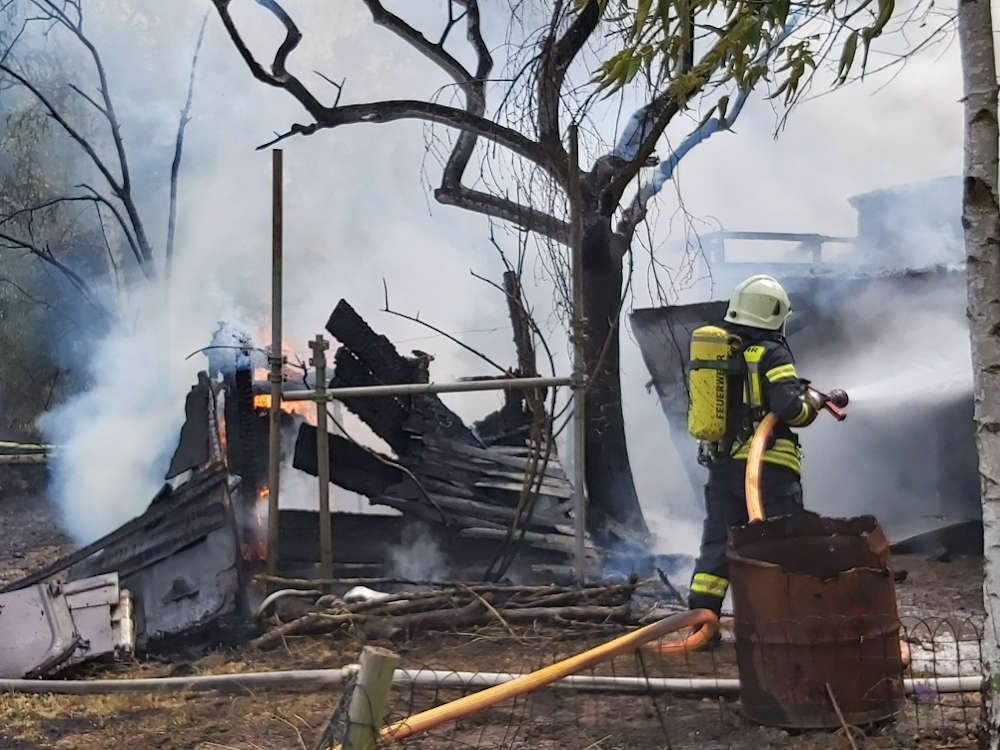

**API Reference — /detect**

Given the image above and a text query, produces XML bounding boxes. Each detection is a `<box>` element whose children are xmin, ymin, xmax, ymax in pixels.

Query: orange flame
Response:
<box><xmin>252</xmin><ymin>394</ymin><xmax>318</xmax><ymax>425</ymax></box>
<box><xmin>240</xmin><ymin>487</ymin><xmax>270</xmax><ymax>561</ymax></box>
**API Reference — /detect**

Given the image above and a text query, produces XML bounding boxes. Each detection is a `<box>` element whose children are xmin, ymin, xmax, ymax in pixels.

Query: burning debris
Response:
<box><xmin>286</xmin><ymin>300</ymin><xmax>603</xmax><ymax>581</ymax></box>
<box><xmin>0</xmin><ymin>297</ymin><xmax>607</xmax><ymax>674</ymax></box>
<box><xmin>0</xmin><ymin>469</ymin><xmax>250</xmax><ymax>678</ymax></box>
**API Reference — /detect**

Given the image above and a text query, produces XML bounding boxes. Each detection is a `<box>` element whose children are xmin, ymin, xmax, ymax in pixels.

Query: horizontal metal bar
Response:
<box><xmin>0</xmin><ymin>668</ymin><xmax>982</xmax><ymax>696</ymax></box>
<box><xmin>0</xmin><ymin>454</ymin><xmax>48</xmax><ymax>464</ymax></box>
<box><xmin>281</xmin><ymin>375</ymin><xmax>572</xmax><ymax>402</ymax></box>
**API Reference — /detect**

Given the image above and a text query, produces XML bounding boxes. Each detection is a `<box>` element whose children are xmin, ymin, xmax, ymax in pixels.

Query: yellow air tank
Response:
<box><xmin>688</xmin><ymin>325</ymin><xmax>732</xmax><ymax>442</ymax></box>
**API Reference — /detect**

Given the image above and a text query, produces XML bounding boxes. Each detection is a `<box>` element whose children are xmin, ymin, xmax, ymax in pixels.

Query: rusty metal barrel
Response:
<box><xmin>726</xmin><ymin>511</ymin><xmax>905</xmax><ymax>729</ymax></box>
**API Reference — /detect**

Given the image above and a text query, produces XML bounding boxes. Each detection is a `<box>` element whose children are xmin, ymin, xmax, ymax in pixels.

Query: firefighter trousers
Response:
<box><xmin>688</xmin><ymin>459</ymin><xmax>803</xmax><ymax>614</ymax></box>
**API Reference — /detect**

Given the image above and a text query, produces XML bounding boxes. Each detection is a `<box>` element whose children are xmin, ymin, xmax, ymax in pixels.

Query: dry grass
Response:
<box><xmin>0</xmin><ymin>624</ymin><xmax>986</xmax><ymax>750</ymax></box>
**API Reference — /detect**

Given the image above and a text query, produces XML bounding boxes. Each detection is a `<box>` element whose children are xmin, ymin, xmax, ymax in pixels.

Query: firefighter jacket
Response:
<box><xmin>725</xmin><ymin>324</ymin><xmax>817</xmax><ymax>475</ymax></box>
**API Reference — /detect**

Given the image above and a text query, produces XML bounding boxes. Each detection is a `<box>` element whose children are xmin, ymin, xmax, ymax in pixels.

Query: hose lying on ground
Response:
<box><xmin>364</xmin><ymin>609</ymin><xmax>718</xmax><ymax>745</ymax></box>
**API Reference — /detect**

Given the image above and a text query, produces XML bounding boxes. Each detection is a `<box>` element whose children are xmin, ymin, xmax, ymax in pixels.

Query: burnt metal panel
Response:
<box><xmin>69</xmin><ymin>477</ymin><xmax>246</xmax><ymax>647</ymax></box>
<box><xmin>0</xmin><ymin>472</ymin><xmax>228</xmax><ymax>594</ymax></box>
<box><xmin>0</xmin><ymin>573</ymin><xmax>133</xmax><ymax>678</ymax></box>
<box><xmin>726</xmin><ymin>512</ymin><xmax>904</xmax><ymax>729</ymax></box>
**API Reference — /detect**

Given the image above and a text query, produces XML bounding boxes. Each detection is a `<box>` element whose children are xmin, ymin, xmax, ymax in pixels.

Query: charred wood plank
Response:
<box><xmin>421</xmin><ymin>439</ymin><xmax>570</xmax><ymax>481</ymax></box>
<box><xmin>327</xmin><ymin>300</ymin><xmax>480</xmax><ymax>447</ymax></box>
<box><xmin>327</xmin><ymin>300</ymin><xmax>414</xmax><ymax>384</ymax></box>
<box><xmin>330</xmin><ymin>347</ymin><xmax>411</xmax><ymax>454</ymax></box>
<box><xmin>278</xmin><ymin>510</ymin><xmax>405</xmax><ymax>566</ymax></box>
<box><xmin>293</xmin><ymin>425</ymin><xmax>402</xmax><ymax>497</ymax></box>
<box><xmin>473</xmin><ymin>477</ymin><xmax>572</xmax><ymax>499</ymax></box>
<box><xmin>458</xmin><ymin>527</ymin><xmax>599</xmax><ymax>558</ymax></box>
<box><xmin>165</xmin><ymin>376</ymin><xmax>211</xmax><ymax>479</ymax></box>
<box><xmin>373</xmin><ymin>493</ymin><xmax>557</xmax><ymax>531</ymax></box>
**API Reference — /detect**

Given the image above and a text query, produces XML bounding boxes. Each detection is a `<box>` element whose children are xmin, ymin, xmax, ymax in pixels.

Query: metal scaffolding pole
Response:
<box><xmin>310</xmin><ymin>335</ymin><xmax>333</xmax><ymax>578</ymax></box>
<box><xmin>281</xmin><ymin>375</ymin><xmax>571</xmax><ymax>402</ymax></box>
<box><xmin>568</xmin><ymin>123</ymin><xmax>587</xmax><ymax>585</ymax></box>
<box><xmin>267</xmin><ymin>149</ymin><xmax>283</xmax><ymax>576</ymax></box>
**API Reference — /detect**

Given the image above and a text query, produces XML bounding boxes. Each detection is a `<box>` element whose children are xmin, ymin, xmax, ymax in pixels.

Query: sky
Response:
<box><xmin>15</xmin><ymin>0</ymin><xmax>980</xmax><ymax>550</ymax></box>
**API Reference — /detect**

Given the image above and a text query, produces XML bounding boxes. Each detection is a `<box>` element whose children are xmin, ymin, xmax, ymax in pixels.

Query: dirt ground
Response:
<box><xmin>0</xmin><ymin>492</ymin><xmax>986</xmax><ymax>750</ymax></box>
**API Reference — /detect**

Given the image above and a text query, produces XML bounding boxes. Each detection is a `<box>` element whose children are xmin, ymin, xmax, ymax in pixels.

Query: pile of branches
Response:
<box><xmin>251</xmin><ymin>578</ymin><xmax>645</xmax><ymax>649</ymax></box>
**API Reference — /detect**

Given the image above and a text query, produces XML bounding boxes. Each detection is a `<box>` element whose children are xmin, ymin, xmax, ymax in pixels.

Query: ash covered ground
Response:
<box><xmin>0</xmin><ymin>492</ymin><xmax>984</xmax><ymax>750</ymax></box>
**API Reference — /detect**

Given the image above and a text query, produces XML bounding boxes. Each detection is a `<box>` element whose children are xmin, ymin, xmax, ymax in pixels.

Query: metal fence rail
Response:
<box><xmin>302</xmin><ymin>615</ymin><xmax>985</xmax><ymax>750</ymax></box>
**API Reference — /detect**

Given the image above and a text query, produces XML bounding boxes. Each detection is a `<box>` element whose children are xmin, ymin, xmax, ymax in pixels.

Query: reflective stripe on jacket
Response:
<box><xmin>728</xmin><ymin>334</ymin><xmax>816</xmax><ymax>475</ymax></box>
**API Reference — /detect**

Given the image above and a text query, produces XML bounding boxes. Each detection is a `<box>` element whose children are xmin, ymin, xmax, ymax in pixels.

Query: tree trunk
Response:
<box><xmin>580</xmin><ymin>213</ymin><xmax>649</xmax><ymax>544</ymax></box>
<box><xmin>958</xmin><ymin>0</ymin><xmax>1000</xmax><ymax>743</ymax></box>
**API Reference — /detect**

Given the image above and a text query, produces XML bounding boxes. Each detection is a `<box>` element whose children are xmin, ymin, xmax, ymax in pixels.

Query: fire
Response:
<box><xmin>240</xmin><ymin>487</ymin><xmax>270</xmax><ymax>561</ymax></box>
<box><xmin>252</xmin><ymin>394</ymin><xmax>318</xmax><ymax>425</ymax></box>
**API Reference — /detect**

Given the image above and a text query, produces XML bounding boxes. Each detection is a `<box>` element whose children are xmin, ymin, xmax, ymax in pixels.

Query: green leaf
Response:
<box><xmin>634</xmin><ymin>0</ymin><xmax>653</xmax><ymax>39</ymax></box>
<box><xmin>626</xmin><ymin>53</ymin><xmax>642</xmax><ymax>82</ymax></box>
<box><xmin>837</xmin><ymin>29</ymin><xmax>858</xmax><ymax>83</ymax></box>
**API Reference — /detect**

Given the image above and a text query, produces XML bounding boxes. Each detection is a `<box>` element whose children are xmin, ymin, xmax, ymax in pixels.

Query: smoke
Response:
<box><xmin>17</xmin><ymin>0</ymin><xmax>966</xmax><ymax>554</ymax></box>
<box><xmin>795</xmin><ymin>276</ymin><xmax>977</xmax><ymax>537</ymax></box>
<box><xmin>387</xmin><ymin>523</ymin><xmax>450</xmax><ymax>581</ymax></box>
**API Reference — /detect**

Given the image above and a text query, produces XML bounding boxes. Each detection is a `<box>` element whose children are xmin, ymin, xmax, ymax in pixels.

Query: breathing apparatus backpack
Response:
<box><xmin>687</xmin><ymin>325</ymin><xmax>747</xmax><ymax>460</ymax></box>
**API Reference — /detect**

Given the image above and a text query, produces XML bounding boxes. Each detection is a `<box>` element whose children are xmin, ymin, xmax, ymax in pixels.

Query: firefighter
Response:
<box><xmin>687</xmin><ymin>274</ymin><xmax>828</xmax><ymax>616</ymax></box>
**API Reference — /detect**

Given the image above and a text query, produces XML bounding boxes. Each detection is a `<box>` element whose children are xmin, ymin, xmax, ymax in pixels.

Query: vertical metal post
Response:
<box><xmin>568</xmin><ymin>124</ymin><xmax>587</xmax><ymax>585</ymax></box>
<box><xmin>267</xmin><ymin>149</ymin><xmax>283</xmax><ymax>576</ymax></box>
<box><xmin>310</xmin><ymin>335</ymin><xmax>333</xmax><ymax>578</ymax></box>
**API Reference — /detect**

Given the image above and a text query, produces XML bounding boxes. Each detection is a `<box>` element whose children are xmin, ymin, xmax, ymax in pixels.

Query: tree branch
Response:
<box><xmin>76</xmin><ymin>185</ymin><xmax>146</xmax><ymax>273</ymax></box>
<box><xmin>10</xmin><ymin>1</ymin><xmax>155</xmax><ymax>272</ymax></box>
<box><xmin>0</xmin><ymin>61</ymin><xmax>122</xmax><ymax>195</ymax></box>
<box><xmin>441</xmin><ymin>0</ymin><xmax>495</xmax><ymax>188</ymax></box>
<box><xmin>245</xmin><ymin>99</ymin><xmax>544</xmax><ymax>163</ymax></box>
<box><xmin>382</xmin><ymin>280</ymin><xmax>510</xmax><ymax>375</ymax></box>
<box><xmin>435</xmin><ymin>185</ymin><xmax>569</xmax><ymax>244</ymax></box>
<box><xmin>604</xmin><ymin>15</ymin><xmax>759</xmax><ymax>207</ymax></box>
<box><xmin>215</xmin><ymin>0</ymin><xmax>568</xmax><ymax>243</ymax></box>
<box><xmin>0</xmin><ymin>230</ymin><xmax>110</xmax><ymax>321</ymax></box>
<box><xmin>211</xmin><ymin>0</ymin><xmax>326</xmax><ymax>113</ymax></box>
<box><xmin>538</xmin><ymin>0</ymin><xmax>601</xmax><ymax>157</ymax></box>
<box><xmin>166</xmin><ymin>12</ymin><xmax>209</xmax><ymax>278</ymax></box>
<box><xmin>360</xmin><ymin>0</ymin><xmax>475</xmax><ymax>85</ymax></box>
<box><xmin>614</xmin><ymin>14</ymin><xmax>801</xmax><ymax>244</ymax></box>
<box><xmin>0</xmin><ymin>276</ymin><xmax>53</xmax><ymax>309</ymax></box>
<box><xmin>0</xmin><ymin>191</ymin><xmax>146</xmax><ymax>276</ymax></box>
<box><xmin>213</xmin><ymin>1</ymin><xmax>562</xmax><ymax>174</ymax></box>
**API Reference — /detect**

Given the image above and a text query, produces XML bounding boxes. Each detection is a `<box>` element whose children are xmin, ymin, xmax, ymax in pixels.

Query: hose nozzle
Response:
<box><xmin>827</xmin><ymin>388</ymin><xmax>849</xmax><ymax>408</ymax></box>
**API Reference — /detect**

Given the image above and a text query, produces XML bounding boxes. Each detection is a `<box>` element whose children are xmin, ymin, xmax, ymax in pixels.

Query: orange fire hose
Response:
<box><xmin>642</xmin><ymin>615</ymin><xmax>724</xmax><ymax>656</ymax></box>
<box><xmin>744</xmin><ymin>412</ymin><xmax>777</xmax><ymax>523</ymax></box>
<box><xmin>346</xmin><ymin>609</ymin><xmax>718</xmax><ymax>746</ymax></box>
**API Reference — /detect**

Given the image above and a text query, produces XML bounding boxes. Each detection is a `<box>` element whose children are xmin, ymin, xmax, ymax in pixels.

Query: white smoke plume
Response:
<box><xmin>18</xmin><ymin>1</ymin><xmax>965</xmax><ymax>555</ymax></box>
<box><xmin>387</xmin><ymin>524</ymin><xmax>450</xmax><ymax>581</ymax></box>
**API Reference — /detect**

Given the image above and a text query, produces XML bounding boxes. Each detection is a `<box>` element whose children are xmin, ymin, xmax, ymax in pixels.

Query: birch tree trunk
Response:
<box><xmin>958</xmin><ymin>0</ymin><xmax>1000</xmax><ymax>743</ymax></box>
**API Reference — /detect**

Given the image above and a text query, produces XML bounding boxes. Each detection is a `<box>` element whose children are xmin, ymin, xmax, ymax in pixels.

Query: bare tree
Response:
<box><xmin>0</xmin><ymin>1</ymin><xmax>208</xmax><ymax>311</ymax></box>
<box><xmin>212</xmin><ymin>0</ymin><xmax>933</xmax><ymax>542</ymax></box>
<box><xmin>958</xmin><ymin>0</ymin><xmax>1000</xmax><ymax>742</ymax></box>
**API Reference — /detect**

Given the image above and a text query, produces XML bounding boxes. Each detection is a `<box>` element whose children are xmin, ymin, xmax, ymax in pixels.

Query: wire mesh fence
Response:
<box><xmin>309</xmin><ymin>615</ymin><xmax>985</xmax><ymax>750</ymax></box>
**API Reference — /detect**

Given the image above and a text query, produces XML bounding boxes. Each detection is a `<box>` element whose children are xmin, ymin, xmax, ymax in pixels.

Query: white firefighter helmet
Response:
<box><xmin>725</xmin><ymin>274</ymin><xmax>791</xmax><ymax>330</ymax></box>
